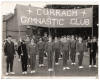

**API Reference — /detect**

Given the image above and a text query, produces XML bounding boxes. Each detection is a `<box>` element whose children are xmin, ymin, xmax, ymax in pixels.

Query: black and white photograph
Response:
<box><xmin>1</xmin><ymin>1</ymin><xmax>99</xmax><ymax>78</ymax></box>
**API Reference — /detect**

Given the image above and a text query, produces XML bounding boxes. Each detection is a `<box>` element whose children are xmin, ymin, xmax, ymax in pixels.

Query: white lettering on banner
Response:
<box><xmin>43</xmin><ymin>9</ymin><xmax>49</xmax><ymax>15</ymax></box>
<box><xmin>59</xmin><ymin>19</ymin><xmax>64</xmax><ymax>25</ymax></box>
<box><xmin>67</xmin><ymin>10</ymin><xmax>72</xmax><ymax>16</ymax></box>
<box><xmin>46</xmin><ymin>18</ymin><xmax>51</xmax><ymax>25</ymax></box>
<box><xmin>21</xmin><ymin>16</ymin><xmax>27</xmax><ymax>24</ymax></box>
<box><xmin>21</xmin><ymin>16</ymin><xmax>90</xmax><ymax>26</ymax></box>
<box><xmin>70</xmin><ymin>18</ymin><xmax>90</xmax><ymax>25</ymax></box>
<box><xmin>72</xmin><ymin>10</ymin><xmax>77</xmax><ymax>16</ymax></box>
<box><xmin>61</xmin><ymin>10</ymin><xmax>66</xmax><ymax>16</ymax></box>
<box><xmin>37</xmin><ymin>9</ymin><xmax>78</xmax><ymax>17</ymax></box>
<box><xmin>20</xmin><ymin>16</ymin><xmax>64</xmax><ymax>26</ymax></box>
<box><xmin>18</xmin><ymin>5</ymin><xmax>92</xmax><ymax>27</ymax></box>
<box><xmin>26</xmin><ymin>8</ymin><xmax>33</xmax><ymax>15</ymax></box>
<box><xmin>55</xmin><ymin>10</ymin><xmax>60</xmax><ymax>16</ymax></box>
<box><xmin>81</xmin><ymin>10</ymin><xmax>87</xmax><ymax>16</ymax></box>
<box><xmin>50</xmin><ymin>9</ymin><xmax>55</xmax><ymax>16</ymax></box>
<box><xmin>84</xmin><ymin>19</ymin><xmax>89</xmax><ymax>25</ymax></box>
<box><xmin>37</xmin><ymin>9</ymin><xmax>42</xmax><ymax>15</ymax></box>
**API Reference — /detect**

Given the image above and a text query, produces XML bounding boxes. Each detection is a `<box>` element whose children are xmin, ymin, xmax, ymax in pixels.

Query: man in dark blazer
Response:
<box><xmin>18</xmin><ymin>40</ymin><xmax>28</xmax><ymax>74</ymax></box>
<box><xmin>4</xmin><ymin>35</ymin><xmax>15</xmax><ymax>75</ymax></box>
<box><xmin>89</xmin><ymin>37</ymin><xmax>98</xmax><ymax>68</ymax></box>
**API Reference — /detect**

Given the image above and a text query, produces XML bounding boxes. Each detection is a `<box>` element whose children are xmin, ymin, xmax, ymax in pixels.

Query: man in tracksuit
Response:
<box><xmin>4</xmin><ymin>35</ymin><xmax>15</xmax><ymax>75</ymax></box>
<box><xmin>45</xmin><ymin>37</ymin><xmax>54</xmax><ymax>71</ymax></box>
<box><xmin>53</xmin><ymin>37</ymin><xmax>61</xmax><ymax>65</ymax></box>
<box><xmin>28</xmin><ymin>39</ymin><xmax>37</xmax><ymax>73</ymax></box>
<box><xmin>76</xmin><ymin>37</ymin><xmax>85</xmax><ymax>69</ymax></box>
<box><xmin>37</xmin><ymin>38</ymin><xmax>45</xmax><ymax>67</ymax></box>
<box><xmin>43</xmin><ymin>33</ymin><xmax>48</xmax><ymax>59</ymax></box>
<box><xmin>25</xmin><ymin>36</ymin><xmax>30</xmax><ymax>68</ymax></box>
<box><xmin>89</xmin><ymin>37</ymin><xmax>98</xmax><ymax>68</ymax></box>
<box><xmin>70</xmin><ymin>35</ymin><xmax>76</xmax><ymax>65</ymax></box>
<box><xmin>61</xmin><ymin>36</ymin><xmax>70</xmax><ymax>70</ymax></box>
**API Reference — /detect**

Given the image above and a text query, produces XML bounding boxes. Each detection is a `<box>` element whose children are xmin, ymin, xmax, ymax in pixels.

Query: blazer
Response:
<box><xmin>4</xmin><ymin>41</ymin><xmax>15</xmax><ymax>56</ymax></box>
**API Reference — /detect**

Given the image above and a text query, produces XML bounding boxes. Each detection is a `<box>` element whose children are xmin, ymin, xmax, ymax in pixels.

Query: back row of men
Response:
<box><xmin>4</xmin><ymin>34</ymin><xmax>98</xmax><ymax>75</ymax></box>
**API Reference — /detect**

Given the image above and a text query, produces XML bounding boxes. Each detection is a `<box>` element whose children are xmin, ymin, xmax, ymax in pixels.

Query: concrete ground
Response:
<box><xmin>2</xmin><ymin>52</ymin><xmax>98</xmax><ymax>78</ymax></box>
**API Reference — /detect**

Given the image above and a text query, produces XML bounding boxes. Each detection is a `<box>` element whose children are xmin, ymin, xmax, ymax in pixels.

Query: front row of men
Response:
<box><xmin>4</xmin><ymin>35</ymin><xmax>98</xmax><ymax>75</ymax></box>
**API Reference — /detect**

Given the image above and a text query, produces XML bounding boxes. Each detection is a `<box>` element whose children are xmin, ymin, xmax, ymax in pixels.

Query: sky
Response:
<box><xmin>1</xmin><ymin>1</ymin><xmax>98</xmax><ymax>15</ymax></box>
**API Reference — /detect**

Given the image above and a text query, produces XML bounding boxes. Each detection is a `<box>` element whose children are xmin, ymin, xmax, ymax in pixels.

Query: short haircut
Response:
<box><xmin>7</xmin><ymin>35</ymin><xmax>12</xmax><ymax>38</ymax></box>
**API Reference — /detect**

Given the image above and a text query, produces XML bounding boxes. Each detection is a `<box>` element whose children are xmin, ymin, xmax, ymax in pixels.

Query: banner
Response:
<box><xmin>16</xmin><ymin>5</ymin><xmax>93</xmax><ymax>28</ymax></box>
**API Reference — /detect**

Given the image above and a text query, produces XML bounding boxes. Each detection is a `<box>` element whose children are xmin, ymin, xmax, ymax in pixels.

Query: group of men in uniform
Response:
<box><xmin>4</xmin><ymin>33</ymin><xmax>98</xmax><ymax>75</ymax></box>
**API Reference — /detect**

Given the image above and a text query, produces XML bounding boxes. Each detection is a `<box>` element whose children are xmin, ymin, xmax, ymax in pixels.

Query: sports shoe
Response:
<box><xmin>55</xmin><ymin>63</ymin><xmax>59</xmax><ymax>65</ymax></box>
<box><xmin>27</xmin><ymin>65</ymin><xmax>30</xmax><ymax>67</ymax></box>
<box><xmin>31</xmin><ymin>70</ymin><xmax>36</xmax><ymax>73</ymax></box>
<box><xmin>6</xmin><ymin>72</ymin><xmax>9</xmax><ymax>75</ymax></box>
<box><xmin>28</xmin><ymin>65</ymin><xmax>30</xmax><ymax>67</ymax></box>
<box><xmin>73</xmin><ymin>63</ymin><xmax>76</xmax><ymax>65</ymax></box>
<box><xmin>63</xmin><ymin>67</ymin><xmax>66</xmax><ymax>70</ymax></box>
<box><xmin>44</xmin><ymin>57</ymin><xmax>47</xmax><ymax>59</ymax></box>
<box><xmin>39</xmin><ymin>64</ymin><xmax>42</xmax><ymax>67</ymax></box>
<box><xmin>27</xmin><ymin>65</ymin><xmax>29</xmax><ymax>67</ymax></box>
<box><xmin>65</xmin><ymin>67</ymin><xmax>70</xmax><ymax>69</ymax></box>
<box><xmin>22</xmin><ymin>72</ymin><xmax>25</xmax><ymax>74</ymax></box>
<box><xmin>89</xmin><ymin>65</ymin><xmax>92</xmax><ymax>68</ymax></box>
<box><xmin>78</xmin><ymin>66</ymin><xmax>84</xmax><ymax>69</ymax></box>
<box><xmin>71</xmin><ymin>63</ymin><xmax>74</xmax><ymax>65</ymax></box>
<box><xmin>59</xmin><ymin>58</ymin><xmax>62</xmax><ymax>60</ymax></box>
<box><xmin>10</xmin><ymin>72</ymin><xmax>15</xmax><ymax>74</ymax></box>
<box><xmin>93</xmin><ymin>65</ymin><xmax>97</xmax><ymax>68</ymax></box>
<box><xmin>41</xmin><ymin>64</ymin><xmax>45</xmax><ymax>66</ymax></box>
<box><xmin>18</xmin><ymin>59</ymin><xmax>21</xmax><ymax>62</ymax></box>
<box><xmin>48</xmin><ymin>68</ymin><xmax>53</xmax><ymax>71</ymax></box>
<box><xmin>24</xmin><ymin>71</ymin><xmax>27</xmax><ymax>74</ymax></box>
<box><xmin>32</xmin><ymin>70</ymin><xmax>36</xmax><ymax>73</ymax></box>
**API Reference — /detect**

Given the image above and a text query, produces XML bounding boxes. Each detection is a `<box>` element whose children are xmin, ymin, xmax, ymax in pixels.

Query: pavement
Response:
<box><xmin>2</xmin><ymin>52</ymin><xmax>98</xmax><ymax>77</ymax></box>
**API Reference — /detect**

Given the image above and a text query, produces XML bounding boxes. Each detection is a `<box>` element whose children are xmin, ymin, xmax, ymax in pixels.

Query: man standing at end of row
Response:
<box><xmin>4</xmin><ymin>35</ymin><xmax>15</xmax><ymax>75</ymax></box>
<box><xmin>89</xmin><ymin>37</ymin><xmax>98</xmax><ymax>68</ymax></box>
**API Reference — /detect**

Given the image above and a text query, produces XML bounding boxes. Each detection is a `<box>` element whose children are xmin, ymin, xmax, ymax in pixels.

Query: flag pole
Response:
<box><xmin>92</xmin><ymin>5</ymin><xmax>94</xmax><ymax>38</ymax></box>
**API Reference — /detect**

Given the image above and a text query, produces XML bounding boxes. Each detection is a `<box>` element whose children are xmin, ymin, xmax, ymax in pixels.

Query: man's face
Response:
<box><xmin>39</xmin><ymin>38</ymin><xmax>42</xmax><ymax>42</ymax></box>
<box><xmin>71</xmin><ymin>36</ymin><xmax>74</xmax><ymax>40</ymax></box>
<box><xmin>26</xmin><ymin>37</ymin><xmax>30</xmax><ymax>41</ymax></box>
<box><xmin>33</xmin><ymin>35</ymin><xmax>35</xmax><ymax>38</ymax></box>
<box><xmin>88</xmin><ymin>37</ymin><xmax>90</xmax><ymax>40</ymax></box>
<box><xmin>64</xmin><ymin>37</ymin><xmax>66</xmax><ymax>41</ymax></box>
<box><xmin>93</xmin><ymin>38</ymin><xmax>96</xmax><ymax>42</ymax></box>
<box><xmin>67</xmin><ymin>37</ymin><xmax>69</xmax><ymax>40</ymax></box>
<box><xmin>55</xmin><ymin>37</ymin><xmax>58</xmax><ymax>41</ymax></box>
<box><xmin>79</xmin><ymin>37</ymin><xmax>82</xmax><ymax>42</ymax></box>
<box><xmin>44</xmin><ymin>34</ymin><xmax>47</xmax><ymax>37</ymax></box>
<box><xmin>8</xmin><ymin>37</ymin><xmax>12</xmax><ymax>41</ymax></box>
<box><xmin>31</xmin><ymin>39</ymin><xmax>34</xmax><ymax>44</ymax></box>
<box><xmin>49</xmin><ymin>37</ymin><xmax>52</xmax><ymax>42</ymax></box>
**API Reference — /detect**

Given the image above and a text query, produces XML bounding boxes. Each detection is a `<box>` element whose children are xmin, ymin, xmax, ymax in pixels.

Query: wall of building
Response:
<box><xmin>3</xmin><ymin>21</ymin><xmax>6</xmax><ymax>40</ymax></box>
<box><xmin>6</xmin><ymin>12</ymin><xmax>27</xmax><ymax>40</ymax></box>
